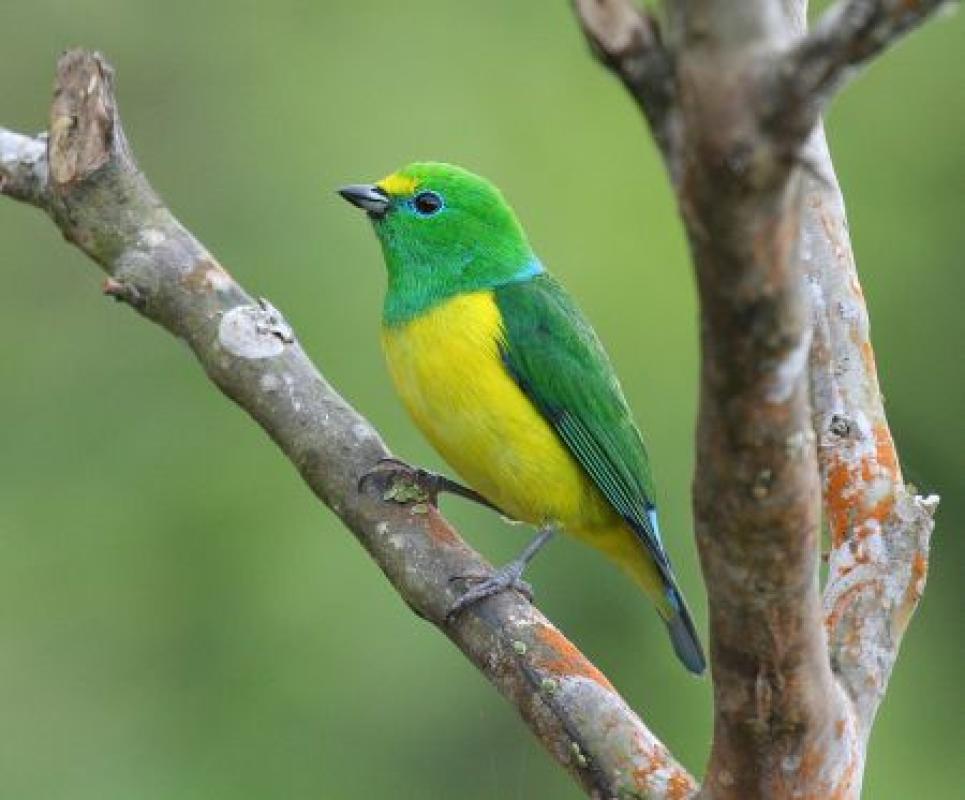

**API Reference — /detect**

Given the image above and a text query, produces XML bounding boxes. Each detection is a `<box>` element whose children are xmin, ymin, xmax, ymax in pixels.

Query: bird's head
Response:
<box><xmin>339</xmin><ymin>162</ymin><xmax>540</xmax><ymax>324</ymax></box>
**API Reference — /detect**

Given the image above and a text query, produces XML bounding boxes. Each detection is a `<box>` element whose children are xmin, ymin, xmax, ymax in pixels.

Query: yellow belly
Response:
<box><xmin>381</xmin><ymin>291</ymin><xmax>615</xmax><ymax>532</ymax></box>
<box><xmin>381</xmin><ymin>290</ymin><xmax>667</xmax><ymax>601</ymax></box>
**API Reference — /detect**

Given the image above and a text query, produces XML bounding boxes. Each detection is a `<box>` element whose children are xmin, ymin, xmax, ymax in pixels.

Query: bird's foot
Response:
<box><xmin>445</xmin><ymin>527</ymin><xmax>555</xmax><ymax>623</ymax></box>
<box><xmin>358</xmin><ymin>456</ymin><xmax>503</xmax><ymax>513</ymax></box>
<box><xmin>446</xmin><ymin>563</ymin><xmax>534</xmax><ymax>623</ymax></box>
<box><xmin>358</xmin><ymin>457</ymin><xmax>439</xmax><ymax>506</ymax></box>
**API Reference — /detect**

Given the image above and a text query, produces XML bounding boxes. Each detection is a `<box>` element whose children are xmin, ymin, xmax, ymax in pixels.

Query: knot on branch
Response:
<box><xmin>573</xmin><ymin>0</ymin><xmax>655</xmax><ymax>63</ymax></box>
<box><xmin>218</xmin><ymin>298</ymin><xmax>296</xmax><ymax>360</ymax></box>
<box><xmin>48</xmin><ymin>50</ymin><xmax>120</xmax><ymax>188</ymax></box>
<box><xmin>102</xmin><ymin>277</ymin><xmax>146</xmax><ymax>309</ymax></box>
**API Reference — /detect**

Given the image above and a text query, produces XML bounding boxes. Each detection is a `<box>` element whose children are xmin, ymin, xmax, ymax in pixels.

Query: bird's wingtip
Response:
<box><xmin>663</xmin><ymin>586</ymin><xmax>707</xmax><ymax>676</ymax></box>
<box><xmin>667</xmin><ymin>611</ymin><xmax>707</xmax><ymax>675</ymax></box>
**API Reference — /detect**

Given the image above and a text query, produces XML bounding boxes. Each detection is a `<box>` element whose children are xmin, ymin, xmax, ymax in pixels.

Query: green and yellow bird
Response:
<box><xmin>339</xmin><ymin>163</ymin><xmax>705</xmax><ymax>674</ymax></box>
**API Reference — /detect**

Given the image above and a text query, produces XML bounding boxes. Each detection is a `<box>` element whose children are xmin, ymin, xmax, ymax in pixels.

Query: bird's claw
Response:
<box><xmin>446</xmin><ymin>564</ymin><xmax>534</xmax><ymax>623</ymax></box>
<box><xmin>359</xmin><ymin>457</ymin><xmax>504</xmax><ymax>515</ymax></box>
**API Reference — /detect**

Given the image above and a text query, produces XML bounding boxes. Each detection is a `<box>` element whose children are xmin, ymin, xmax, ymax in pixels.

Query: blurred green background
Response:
<box><xmin>1</xmin><ymin>2</ymin><xmax>961</xmax><ymax>798</ymax></box>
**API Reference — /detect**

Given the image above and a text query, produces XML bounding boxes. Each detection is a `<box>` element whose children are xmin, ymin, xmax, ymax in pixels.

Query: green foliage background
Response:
<box><xmin>1</xmin><ymin>2</ymin><xmax>961</xmax><ymax>798</ymax></box>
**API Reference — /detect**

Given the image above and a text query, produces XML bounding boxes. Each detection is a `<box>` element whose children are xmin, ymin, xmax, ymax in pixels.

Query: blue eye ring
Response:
<box><xmin>411</xmin><ymin>190</ymin><xmax>444</xmax><ymax>216</ymax></box>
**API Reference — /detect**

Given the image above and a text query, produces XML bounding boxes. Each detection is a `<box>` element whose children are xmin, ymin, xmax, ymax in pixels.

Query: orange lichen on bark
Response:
<box><xmin>911</xmin><ymin>550</ymin><xmax>927</xmax><ymax>585</ymax></box>
<box><xmin>632</xmin><ymin>750</ymin><xmax>676</xmax><ymax>798</ymax></box>
<box><xmin>826</xmin><ymin>581</ymin><xmax>872</xmax><ymax>635</ymax></box>
<box><xmin>798</xmin><ymin>743</ymin><xmax>824</xmax><ymax>785</ymax></box>
<box><xmin>532</xmin><ymin>624</ymin><xmax>614</xmax><ymax>691</ymax></box>
<box><xmin>825</xmin><ymin>422</ymin><xmax>901</xmax><ymax>548</ymax></box>
<box><xmin>781</xmin><ymin>732</ymin><xmax>859</xmax><ymax>800</ymax></box>
<box><xmin>625</xmin><ymin>728</ymin><xmax>696</xmax><ymax>797</ymax></box>
<box><xmin>859</xmin><ymin>340</ymin><xmax>877</xmax><ymax>376</ymax></box>
<box><xmin>825</xmin><ymin>755</ymin><xmax>859</xmax><ymax>800</ymax></box>
<box><xmin>666</xmin><ymin>769</ymin><xmax>697</xmax><ymax>799</ymax></box>
<box><xmin>424</xmin><ymin>511</ymin><xmax>459</xmax><ymax>546</ymax></box>
<box><xmin>873</xmin><ymin>422</ymin><xmax>900</xmax><ymax>480</ymax></box>
<box><xmin>826</xmin><ymin>456</ymin><xmax>857</xmax><ymax>547</ymax></box>
<box><xmin>631</xmin><ymin>751</ymin><xmax>668</xmax><ymax>790</ymax></box>
<box><xmin>894</xmin><ymin>551</ymin><xmax>929</xmax><ymax>634</ymax></box>
<box><xmin>863</xmin><ymin>495</ymin><xmax>896</xmax><ymax>535</ymax></box>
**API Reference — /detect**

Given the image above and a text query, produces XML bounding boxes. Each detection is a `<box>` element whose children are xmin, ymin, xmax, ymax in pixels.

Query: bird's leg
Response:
<box><xmin>358</xmin><ymin>456</ymin><xmax>505</xmax><ymax>515</ymax></box>
<box><xmin>446</xmin><ymin>526</ymin><xmax>556</xmax><ymax>622</ymax></box>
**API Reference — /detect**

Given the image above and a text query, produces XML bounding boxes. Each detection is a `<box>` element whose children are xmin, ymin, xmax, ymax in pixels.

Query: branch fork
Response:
<box><xmin>572</xmin><ymin>1</ymin><xmax>942</xmax><ymax>797</ymax></box>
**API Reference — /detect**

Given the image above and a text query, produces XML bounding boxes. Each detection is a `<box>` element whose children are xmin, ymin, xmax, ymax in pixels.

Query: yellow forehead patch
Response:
<box><xmin>376</xmin><ymin>172</ymin><xmax>419</xmax><ymax>197</ymax></box>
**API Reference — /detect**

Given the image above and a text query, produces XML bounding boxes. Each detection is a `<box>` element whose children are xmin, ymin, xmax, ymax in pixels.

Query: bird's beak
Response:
<box><xmin>337</xmin><ymin>184</ymin><xmax>390</xmax><ymax>218</ymax></box>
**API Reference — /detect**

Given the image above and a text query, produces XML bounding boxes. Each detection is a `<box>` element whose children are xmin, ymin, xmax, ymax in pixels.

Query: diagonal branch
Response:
<box><xmin>0</xmin><ymin>129</ymin><xmax>47</xmax><ymax>203</ymax></box>
<box><xmin>0</xmin><ymin>50</ymin><xmax>695</xmax><ymax>800</ymax></box>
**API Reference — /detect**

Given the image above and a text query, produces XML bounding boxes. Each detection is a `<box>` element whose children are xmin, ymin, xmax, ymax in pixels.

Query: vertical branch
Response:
<box><xmin>799</xmin><ymin>128</ymin><xmax>938</xmax><ymax>736</ymax></box>
<box><xmin>667</xmin><ymin>8</ymin><xmax>840</xmax><ymax>797</ymax></box>
<box><xmin>574</xmin><ymin>1</ymin><xmax>945</xmax><ymax>798</ymax></box>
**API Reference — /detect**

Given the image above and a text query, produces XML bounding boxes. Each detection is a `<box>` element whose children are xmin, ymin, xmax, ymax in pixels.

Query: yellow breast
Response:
<box><xmin>381</xmin><ymin>291</ymin><xmax>614</xmax><ymax>531</ymax></box>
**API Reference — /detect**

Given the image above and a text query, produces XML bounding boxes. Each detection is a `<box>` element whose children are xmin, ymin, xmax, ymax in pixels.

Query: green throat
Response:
<box><xmin>364</xmin><ymin>162</ymin><xmax>542</xmax><ymax>326</ymax></box>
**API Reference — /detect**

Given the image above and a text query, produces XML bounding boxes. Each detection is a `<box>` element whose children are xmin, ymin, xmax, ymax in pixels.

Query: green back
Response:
<box><xmin>495</xmin><ymin>275</ymin><xmax>671</xmax><ymax>577</ymax></box>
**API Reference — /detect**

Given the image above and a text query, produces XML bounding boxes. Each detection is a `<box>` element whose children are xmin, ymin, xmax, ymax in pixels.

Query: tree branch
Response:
<box><xmin>670</xmin><ymin>11</ymin><xmax>837</xmax><ymax>796</ymax></box>
<box><xmin>571</xmin><ymin>0</ymin><xmax>678</xmax><ymax>162</ymax></box>
<box><xmin>766</xmin><ymin>0</ymin><xmax>956</xmax><ymax>147</ymax></box>
<box><xmin>0</xmin><ymin>50</ymin><xmax>695</xmax><ymax>800</ymax></box>
<box><xmin>799</xmin><ymin>128</ymin><xmax>938</xmax><ymax>736</ymax></box>
<box><xmin>574</xmin><ymin>1</ymin><xmax>940</xmax><ymax>798</ymax></box>
<box><xmin>0</xmin><ymin>129</ymin><xmax>47</xmax><ymax>203</ymax></box>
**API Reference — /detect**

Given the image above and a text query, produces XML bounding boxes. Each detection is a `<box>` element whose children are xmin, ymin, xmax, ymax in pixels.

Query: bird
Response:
<box><xmin>338</xmin><ymin>162</ymin><xmax>705</xmax><ymax>674</ymax></box>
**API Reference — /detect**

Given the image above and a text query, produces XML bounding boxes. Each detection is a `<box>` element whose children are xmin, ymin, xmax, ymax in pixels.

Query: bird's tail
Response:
<box><xmin>660</xmin><ymin>583</ymin><xmax>706</xmax><ymax>676</ymax></box>
<box><xmin>593</xmin><ymin>522</ymin><xmax>706</xmax><ymax>674</ymax></box>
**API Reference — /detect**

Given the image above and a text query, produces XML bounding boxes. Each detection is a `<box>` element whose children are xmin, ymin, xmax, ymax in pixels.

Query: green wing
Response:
<box><xmin>494</xmin><ymin>274</ymin><xmax>672</xmax><ymax>579</ymax></box>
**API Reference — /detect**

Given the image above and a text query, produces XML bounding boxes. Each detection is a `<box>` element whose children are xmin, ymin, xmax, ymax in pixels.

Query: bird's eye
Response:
<box><xmin>412</xmin><ymin>191</ymin><xmax>444</xmax><ymax>216</ymax></box>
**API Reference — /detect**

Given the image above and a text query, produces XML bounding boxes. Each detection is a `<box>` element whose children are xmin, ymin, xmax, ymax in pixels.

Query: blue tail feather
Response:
<box><xmin>663</xmin><ymin>585</ymin><xmax>706</xmax><ymax>676</ymax></box>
